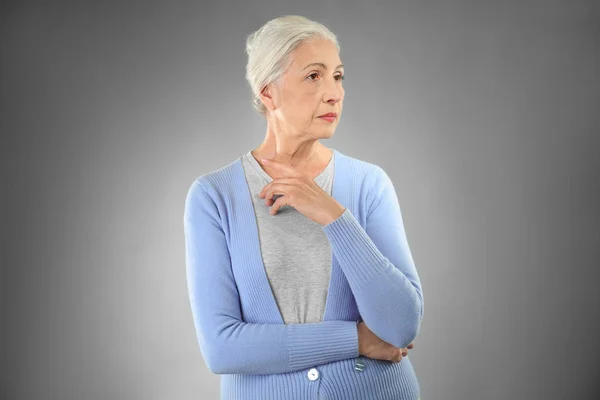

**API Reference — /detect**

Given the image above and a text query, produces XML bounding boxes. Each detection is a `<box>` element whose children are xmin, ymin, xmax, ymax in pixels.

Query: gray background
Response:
<box><xmin>2</xmin><ymin>1</ymin><xmax>599</xmax><ymax>399</ymax></box>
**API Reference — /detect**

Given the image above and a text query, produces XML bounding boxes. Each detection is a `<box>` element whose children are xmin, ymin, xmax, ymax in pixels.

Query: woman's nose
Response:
<box><xmin>324</xmin><ymin>83</ymin><xmax>343</xmax><ymax>103</ymax></box>
<box><xmin>325</xmin><ymin>78</ymin><xmax>344</xmax><ymax>103</ymax></box>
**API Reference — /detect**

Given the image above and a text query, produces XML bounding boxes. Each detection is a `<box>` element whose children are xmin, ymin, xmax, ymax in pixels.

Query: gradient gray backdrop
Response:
<box><xmin>2</xmin><ymin>1</ymin><xmax>599</xmax><ymax>399</ymax></box>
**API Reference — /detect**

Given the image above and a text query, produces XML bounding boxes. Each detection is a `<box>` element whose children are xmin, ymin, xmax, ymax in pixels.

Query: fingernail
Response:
<box><xmin>261</xmin><ymin>158</ymin><xmax>268</xmax><ymax>163</ymax></box>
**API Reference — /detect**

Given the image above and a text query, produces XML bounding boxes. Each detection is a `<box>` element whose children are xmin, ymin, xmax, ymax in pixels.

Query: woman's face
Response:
<box><xmin>263</xmin><ymin>38</ymin><xmax>345</xmax><ymax>139</ymax></box>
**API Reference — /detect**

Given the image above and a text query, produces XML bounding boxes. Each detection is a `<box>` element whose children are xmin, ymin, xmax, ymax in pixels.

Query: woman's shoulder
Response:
<box><xmin>335</xmin><ymin>148</ymin><xmax>383</xmax><ymax>173</ymax></box>
<box><xmin>335</xmin><ymin>149</ymin><xmax>397</xmax><ymax>211</ymax></box>
<box><xmin>186</xmin><ymin>154</ymin><xmax>243</xmax><ymax>201</ymax></box>
<box><xmin>334</xmin><ymin>148</ymin><xmax>389</xmax><ymax>188</ymax></box>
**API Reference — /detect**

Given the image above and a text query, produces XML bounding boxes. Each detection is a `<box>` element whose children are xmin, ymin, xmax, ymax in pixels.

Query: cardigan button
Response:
<box><xmin>307</xmin><ymin>368</ymin><xmax>319</xmax><ymax>381</ymax></box>
<box><xmin>355</xmin><ymin>358</ymin><xmax>365</xmax><ymax>372</ymax></box>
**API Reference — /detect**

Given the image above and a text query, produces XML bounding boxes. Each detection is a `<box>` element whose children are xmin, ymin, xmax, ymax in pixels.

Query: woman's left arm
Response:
<box><xmin>321</xmin><ymin>165</ymin><xmax>424</xmax><ymax>349</ymax></box>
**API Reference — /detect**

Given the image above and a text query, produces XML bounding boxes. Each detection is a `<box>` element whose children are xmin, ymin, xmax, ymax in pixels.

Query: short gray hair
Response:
<box><xmin>245</xmin><ymin>15</ymin><xmax>340</xmax><ymax>117</ymax></box>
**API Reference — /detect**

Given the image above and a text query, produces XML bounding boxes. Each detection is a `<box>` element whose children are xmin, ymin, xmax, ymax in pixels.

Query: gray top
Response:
<box><xmin>240</xmin><ymin>150</ymin><xmax>335</xmax><ymax>324</ymax></box>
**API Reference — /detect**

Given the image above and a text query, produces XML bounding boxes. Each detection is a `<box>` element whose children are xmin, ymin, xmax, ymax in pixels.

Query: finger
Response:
<box><xmin>395</xmin><ymin>348</ymin><xmax>404</xmax><ymax>362</ymax></box>
<box><xmin>259</xmin><ymin>182</ymin><xmax>272</xmax><ymax>199</ymax></box>
<box><xmin>263</xmin><ymin>183</ymin><xmax>294</xmax><ymax>205</ymax></box>
<box><xmin>392</xmin><ymin>348</ymin><xmax>406</xmax><ymax>361</ymax></box>
<box><xmin>270</xmin><ymin>196</ymin><xmax>290</xmax><ymax>215</ymax></box>
<box><xmin>259</xmin><ymin>178</ymin><xmax>297</xmax><ymax>198</ymax></box>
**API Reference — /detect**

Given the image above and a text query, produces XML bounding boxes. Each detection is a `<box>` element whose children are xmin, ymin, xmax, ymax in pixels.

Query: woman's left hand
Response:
<box><xmin>258</xmin><ymin>158</ymin><xmax>346</xmax><ymax>226</ymax></box>
<box><xmin>402</xmin><ymin>342</ymin><xmax>415</xmax><ymax>357</ymax></box>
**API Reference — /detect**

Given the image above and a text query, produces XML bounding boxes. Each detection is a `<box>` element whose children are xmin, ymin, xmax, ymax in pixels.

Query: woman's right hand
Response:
<box><xmin>357</xmin><ymin>321</ymin><xmax>414</xmax><ymax>363</ymax></box>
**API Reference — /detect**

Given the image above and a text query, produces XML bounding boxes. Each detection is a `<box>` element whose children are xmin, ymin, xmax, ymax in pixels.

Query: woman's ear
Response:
<box><xmin>259</xmin><ymin>82</ymin><xmax>278</xmax><ymax>112</ymax></box>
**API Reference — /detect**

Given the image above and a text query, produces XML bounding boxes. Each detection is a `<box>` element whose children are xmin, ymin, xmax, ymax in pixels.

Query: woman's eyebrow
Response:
<box><xmin>301</xmin><ymin>62</ymin><xmax>344</xmax><ymax>71</ymax></box>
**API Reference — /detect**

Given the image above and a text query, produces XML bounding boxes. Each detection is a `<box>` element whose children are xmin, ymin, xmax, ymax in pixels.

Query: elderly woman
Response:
<box><xmin>184</xmin><ymin>15</ymin><xmax>424</xmax><ymax>400</ymax></box>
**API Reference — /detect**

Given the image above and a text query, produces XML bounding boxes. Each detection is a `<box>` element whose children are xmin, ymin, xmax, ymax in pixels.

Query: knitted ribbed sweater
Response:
<box><xmin>184</xmin><ymin>148</ymin><xmax>424</xmax><ymax>400</ymax></box>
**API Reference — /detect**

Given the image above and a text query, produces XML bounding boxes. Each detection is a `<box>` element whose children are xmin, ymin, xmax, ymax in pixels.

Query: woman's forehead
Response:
<box><xmin>288</xmin><ymin>54</ymin><xmax>343</xmax><ymax>73</ymax></box>
<box><xmin>291</xmin><ymin>40</ymin><xmax>341</xmax><ymax>65</ymax></box>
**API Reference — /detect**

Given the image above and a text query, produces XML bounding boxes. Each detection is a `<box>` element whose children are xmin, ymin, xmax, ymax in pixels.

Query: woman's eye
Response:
<box><xmin>307</xmin><ymin>73</ymin><xmax>345</xmax><ymax>81</ymax></box>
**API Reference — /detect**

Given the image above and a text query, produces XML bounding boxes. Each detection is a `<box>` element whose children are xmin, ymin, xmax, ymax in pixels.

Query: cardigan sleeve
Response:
<box><xmin>321</xmin><ymin>165</ymin><xmax>424</xmax><ymax>349</ymax></box>
<box><xmin>184</xmin><ymin>179</ymin><xmax>359</xmax><ymax>375</ymax></box>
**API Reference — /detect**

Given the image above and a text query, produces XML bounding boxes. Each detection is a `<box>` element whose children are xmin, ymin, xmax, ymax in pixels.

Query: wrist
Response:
<box><xmin>322</xmin><ymin>204</ymin><xmax>346</xmax><ymax>226</ymax></box>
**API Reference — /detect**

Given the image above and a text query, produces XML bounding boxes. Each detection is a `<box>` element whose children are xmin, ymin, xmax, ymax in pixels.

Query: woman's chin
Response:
<box><xmin>317</xmin><ymin>130</ymin><xmax>335</xmax><ymax>139</ymax></box>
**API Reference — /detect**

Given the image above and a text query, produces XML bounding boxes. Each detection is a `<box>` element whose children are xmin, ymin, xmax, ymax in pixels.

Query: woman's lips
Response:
<box><xmin>318</xmin><ymin>116</ymin><xmax>336</xmax><ymax>122</ymax></box>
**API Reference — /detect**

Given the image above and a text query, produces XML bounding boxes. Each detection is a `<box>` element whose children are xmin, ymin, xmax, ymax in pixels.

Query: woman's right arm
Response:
<box><xmin>184</xmin><ymin>179</ymin><xmax>359</xmax><ymax>375</ymax></box>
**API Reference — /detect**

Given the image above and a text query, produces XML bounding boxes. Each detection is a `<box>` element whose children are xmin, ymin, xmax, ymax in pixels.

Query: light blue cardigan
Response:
<box><xmin>184</xmin><ymin>148</ymin><xmax>424</xmax><ymax>399</ymax></box>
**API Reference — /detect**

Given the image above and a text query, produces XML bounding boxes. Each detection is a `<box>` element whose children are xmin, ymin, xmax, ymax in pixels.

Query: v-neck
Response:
<box><xmin>245</xmin><ymin>150</ymin><xmax>335</xmax><ymax>184</ymax></box>
<box><xmin>236</xmin><ymin>148</ymin><xmax>344</xmax><ymax>325</ymax></box>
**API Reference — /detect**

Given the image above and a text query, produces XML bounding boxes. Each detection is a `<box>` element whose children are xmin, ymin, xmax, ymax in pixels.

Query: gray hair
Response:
<box><xmin>245</xmin><ymin>15</ymin><xmax>340</xmax><ymax>117</ymax></box>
